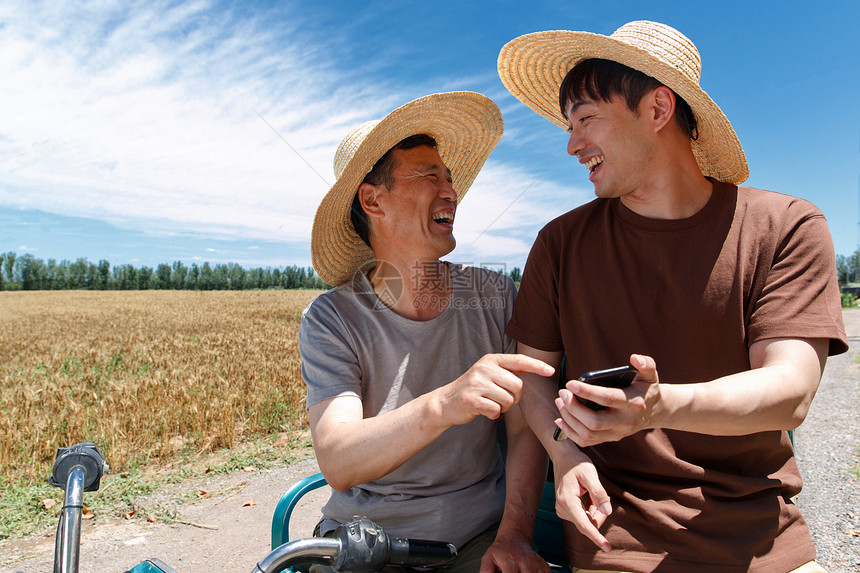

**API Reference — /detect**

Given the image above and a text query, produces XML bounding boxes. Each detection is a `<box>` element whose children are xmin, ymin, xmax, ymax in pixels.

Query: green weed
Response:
<box><xmin>0</xmin><ymin>433</ymin><xmax>313</xmax><ymax>541</ymax></box>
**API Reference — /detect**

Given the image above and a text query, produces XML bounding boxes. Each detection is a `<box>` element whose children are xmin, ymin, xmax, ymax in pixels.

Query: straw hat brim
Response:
<box><xmin>498</xmin><ymin>30</ymin><xmax>748</xmax><ymax>184</ymax></box>
<box><xmin>311</xmin><ymin>91</ymin><xmax>504</xmax><ymax>287</ymax></box>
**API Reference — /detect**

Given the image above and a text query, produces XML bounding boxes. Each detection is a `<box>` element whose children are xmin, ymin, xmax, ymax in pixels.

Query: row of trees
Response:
<box><xmin>4</xmin><ymin>246</ymin><xmax>852</xmax><ymax>292</ymax></box>
<box><xmin>0</xmin><ymin>252</ymin><xmax>329</xmax><ymax>291</ymax></box>
<box><xmin>837</xmin><ymin>249</ymin><xmax>860</xmax><ymax>286</ymax></box>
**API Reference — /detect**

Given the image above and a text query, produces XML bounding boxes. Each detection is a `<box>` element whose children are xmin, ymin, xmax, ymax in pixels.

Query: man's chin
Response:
<box><xmin>416</xmin><ymin>234</ymin><xmax>456</xmax><ymax>263</ymax></box>
<box><xmin>440</xmin><ymin>237</ymin><xmax>456</xmax><ymax>258</ymax></box>
<box><xmin>593</xmin><ymin>185</ymin><xmax>621</xmax><ymax>199</ymax></box>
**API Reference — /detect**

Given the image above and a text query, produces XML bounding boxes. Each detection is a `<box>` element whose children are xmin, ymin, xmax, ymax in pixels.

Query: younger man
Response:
<box><xmin>498</xmin><ymin>21</ymin><xmax>847</xmax><ymax>573</ymax></box>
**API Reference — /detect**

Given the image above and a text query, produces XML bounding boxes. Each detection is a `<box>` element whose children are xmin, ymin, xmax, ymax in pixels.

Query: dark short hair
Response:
<box><xmin>559</xmin><ymin>58</ymin><xmax>698</xmax><ymax>140</ymax></box>
<box><xmin>350</xmin><ymin>134</ymin><xmax>438</xmax><ymax>248</ymax></box>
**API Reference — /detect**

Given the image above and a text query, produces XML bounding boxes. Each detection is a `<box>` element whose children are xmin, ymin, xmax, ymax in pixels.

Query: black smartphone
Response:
<box><xmin>553</xmin><ymin>365</ymin><xmax>638</xmax><ymax>441</ymax></box>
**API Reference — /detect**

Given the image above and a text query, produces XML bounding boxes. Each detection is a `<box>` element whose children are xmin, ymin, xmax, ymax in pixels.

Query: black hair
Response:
<box><xmin>559</xmin><ymin>58</ymin><xmax>698</xmax><ymax>140</ymax></box>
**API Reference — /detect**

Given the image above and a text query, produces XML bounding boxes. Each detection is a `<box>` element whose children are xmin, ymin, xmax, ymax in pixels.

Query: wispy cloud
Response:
<box><xmin>0</xmin><ymin>0</ymin><xmax>580</xmax><ymax>268</ymax></box>
<box><xmin>0</xmin><ymin>0</ymin><xmax>387</xmax><ymax>243</ymax></box>
<box><xmin>451</xmin><ymin>160</ymin><xmax>590</xmax><ymax>263</ymax></box>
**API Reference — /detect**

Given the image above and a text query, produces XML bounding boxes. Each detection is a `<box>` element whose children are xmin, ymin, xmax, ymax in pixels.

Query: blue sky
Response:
<box><xmin>1</xmin><ymin>0</ymin><xmax>858</xmax><ymax>273</ymax></box>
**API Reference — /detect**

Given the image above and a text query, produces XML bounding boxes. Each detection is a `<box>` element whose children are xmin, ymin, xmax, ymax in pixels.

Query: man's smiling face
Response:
<box><xmin>564</xmin><ymin>95</ymin><xmax>656</xmax><ymax>200</ymax></box>
<box><xmin>374</xmin><ymin>144</ymin><xmax>459</xmax><ymax>260</ymax></box>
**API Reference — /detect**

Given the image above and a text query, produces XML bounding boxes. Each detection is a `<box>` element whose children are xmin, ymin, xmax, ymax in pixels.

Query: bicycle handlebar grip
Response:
<box><xmin>331</xmin><ymin>518</ymin><xmax>457</xmax><ymax>573</ymax></box>
<box><xmin>49</xmin><ymin>441</ymin><xmax>108</xmax><ymax>492</ymax></box>
<box><xmin>387</xmin><ymin>537</ymin><xmax>457</xmax><ymax>568</ymax></box>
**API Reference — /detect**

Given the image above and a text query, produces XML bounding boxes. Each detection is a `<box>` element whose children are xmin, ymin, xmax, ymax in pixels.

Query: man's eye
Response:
<box><xmin>579</xmin><ymin>115</ymin><xmax>592</xmax><ymax>123</ymax></box>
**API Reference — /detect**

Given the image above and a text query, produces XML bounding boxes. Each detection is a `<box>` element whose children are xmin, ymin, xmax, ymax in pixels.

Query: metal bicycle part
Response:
<box><xmin>253</xmin><ymin>518</ymin><xmax>457</xmax><ymax>573</ymax></box>
<box><xmin>253</xmin><ymin>537</ymin><xmax>341</xmax><ymax>573</ymax></box>
<box><xmin>49</xmin><ymin>442</ymin><xmax>108</xmax><ymax>573</ymax></box>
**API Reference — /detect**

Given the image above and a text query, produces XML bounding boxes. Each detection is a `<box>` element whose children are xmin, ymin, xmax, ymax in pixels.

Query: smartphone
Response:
<box><xmin>553</xmin><ymin>365</ymin><xmax>638</xmax><ymax>441</ymax></box>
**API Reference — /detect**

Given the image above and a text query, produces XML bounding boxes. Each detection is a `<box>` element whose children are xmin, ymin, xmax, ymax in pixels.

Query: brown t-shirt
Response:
<box><xmin>507</xmin><ymin>182</ymin><xmax>848</xmax><ymax>573</ymax></box>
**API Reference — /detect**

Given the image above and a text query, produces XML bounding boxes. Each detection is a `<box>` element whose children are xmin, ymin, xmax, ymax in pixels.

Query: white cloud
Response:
<box><xmin>449</xmin><ymin>160</ymin><xmax>591</xmax><ymax>264</ymax></box>
<box><xmin>0</xmin><ymin>0</ymin><xmax>394</xmax><ymax>245</ymax></box>
<box><xmin>0</xmin><ymin>0</ymin><xmax>592</xmax><ymax>268</ymax></box>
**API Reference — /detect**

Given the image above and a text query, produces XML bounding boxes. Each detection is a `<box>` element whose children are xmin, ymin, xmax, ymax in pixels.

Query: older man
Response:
<box><xmin>299</xmin><ymin>92</ymin><xmax>553</xmax><ymax>573</ymax></box>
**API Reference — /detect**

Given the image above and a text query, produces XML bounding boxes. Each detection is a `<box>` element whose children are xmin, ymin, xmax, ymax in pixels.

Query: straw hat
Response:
<box><xmin>498</xmin><ymin>20</ymin><xmax>748</xmax><ymax>184</ymax></box>
<box><xmin>311</xmin><ymin>91</ymin><xmax>503</xmax><ymax>287</ymax></box>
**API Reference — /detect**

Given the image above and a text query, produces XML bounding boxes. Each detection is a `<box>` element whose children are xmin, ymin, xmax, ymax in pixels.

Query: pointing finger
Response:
<box><xmin>495</xmin><ymin>354</ymin><xmax>555</xmax><ymax>378</ymax></box>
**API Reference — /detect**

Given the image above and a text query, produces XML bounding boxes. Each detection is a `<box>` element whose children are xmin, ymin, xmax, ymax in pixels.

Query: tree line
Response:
<box><xmin>1</xmin><ymin>246</ymin><xmax>855</xmax><ymax>292</ymax></box>
<box><xmin>0</xmin><ymin>252</ymin><xmax>329</xmax><ymax>291</ymax></box>
<box><xmin>836</xmin><ymin>248</ymin><xmax>860</xmax><ymax>286</ymax></box>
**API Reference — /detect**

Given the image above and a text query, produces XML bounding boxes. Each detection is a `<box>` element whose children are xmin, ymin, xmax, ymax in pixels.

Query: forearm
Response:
<box><xmin>312</xmin><ymin>352</ymin><xmax>555</xmax><ymax>492</ymax></box>
<box><xmin>480</xmin><ymin>405</ymin><xmax>552</xmax><ymax>572</ymax></box>
<box><xmin>496</xmin><ymin>404</ymin><xmax>547</xmax><ymax>541</ymax></box>
<box><xmin>658</xmin><ymin>365</ymin><xmax>819</xmax><ymax>434</ymax></box>
<box><xmin>518</xmin><ymin>368</ymin><xmax>589</xmax><ymax>468</ymax></box>
<box><xmin>311</xmin><ymin>391</ymin><xmax>450</xmax><ymax>491</ymax></box>
<box><xmin>516</xmin><ymin>348</ymin><xmax>613</xmax><ymax>551</ymax></box>
<box><xmin>653</xmin><ymin>338</ymin><xmax>828</xmax><ymax>435</ymax></box>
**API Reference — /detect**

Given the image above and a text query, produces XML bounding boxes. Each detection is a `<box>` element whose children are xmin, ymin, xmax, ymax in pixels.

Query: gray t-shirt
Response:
<box><xmin>299</xmin><ymin>263</ymin><xmax>515</xmax><ymax>548</ymax></box>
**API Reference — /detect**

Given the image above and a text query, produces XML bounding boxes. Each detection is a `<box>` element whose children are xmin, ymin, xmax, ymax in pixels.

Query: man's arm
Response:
<box><xmin>554</xmin><ymin>337</ymin><xmax>828</xmax><ymax>446</ymax></box>
<box><xmin>509</xmin><ymin>342</ymin><xmax>613</xmax><ymax>553</ymax></box>
<box><xmin>310</xmin><ymin>353</ymin><xmax>554</xmax><ymax>492</ymax></box>
<box><xmin>480</xmin><ymin>403</ymin><xmax>550</xmax><ymax>573</ymax></box>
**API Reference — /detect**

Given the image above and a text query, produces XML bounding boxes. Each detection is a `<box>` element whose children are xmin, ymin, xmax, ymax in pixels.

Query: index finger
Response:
<box><xmin>495</xmin><ymin>354</ymin><xmax>555</xmax><ymax>378</ymax></box>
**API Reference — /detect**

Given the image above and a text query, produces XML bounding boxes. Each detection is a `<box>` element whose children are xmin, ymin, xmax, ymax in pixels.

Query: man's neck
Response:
<box><xmin>619</xmin><ymin>149</ymin><xmax>714</xmax><ymax>220</ymax></box>
<box><xmin>368</xmin><ymin>258</ymin><xmax>452</xmax><ymax>321</ymax></box>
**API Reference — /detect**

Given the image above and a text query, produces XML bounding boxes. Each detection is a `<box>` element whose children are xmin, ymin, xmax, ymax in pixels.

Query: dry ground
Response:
<box><xmin>1</xmin><ymin>304</ymin><xmax>857</xmax><ymax>572</ymax></box>
<box><xmin>0</xmin><ymin>455</ymin><xmax>328</xmax><ymax>572</ymax></box>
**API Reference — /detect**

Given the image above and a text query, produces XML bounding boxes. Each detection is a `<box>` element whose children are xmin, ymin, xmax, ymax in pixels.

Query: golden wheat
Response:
<box><xmin>0</xmin><ymin>289</ymin><xmax>323</xmax><ymax>483</ymax></box>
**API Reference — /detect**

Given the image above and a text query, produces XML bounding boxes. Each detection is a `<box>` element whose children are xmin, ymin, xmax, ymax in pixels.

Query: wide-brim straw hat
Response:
<box><xmin>498</xmin><ymin>20</ymin><xmax>748</xmax><ymax>184</ymax></box>
<box><xmin>311</xmin><ymin>91</ymin><xmax>503</xmax><ymax>287</ymax></box>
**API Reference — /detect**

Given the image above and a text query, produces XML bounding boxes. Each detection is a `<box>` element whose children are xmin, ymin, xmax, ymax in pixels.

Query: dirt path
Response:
<box><xmin>0</xmin><ymin>456</ymin><xmax>330</xmax><ymax>572</ymax></box>
<box><xmin>794</xmin><ymin>308</ymin><xmax>860</xmax><ymax>572</ymax></box>
<box><xmin>2</xmin><ymin>311</ymin><xmax>859</xmax><ymax>573</ymax></box>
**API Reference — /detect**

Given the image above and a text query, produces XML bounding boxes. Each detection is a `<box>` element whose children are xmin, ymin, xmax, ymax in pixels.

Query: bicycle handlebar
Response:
<box><xmin>252</xmin><ymin>518</ymin><xmax>457</xmax><ymax>573</ymax></box>
<box><xmin>253</xmin><ymin>537</ymin><xmax>341</xmax><ymax>573</ymax></box>
<box><xmin>50</xmin><ymin>442</ymin><xmax>108</xmax><ymax>573</ymax></box>
<box><xmin>46</xmin><ymin>443</ymin><xmax>455</xmax><ymax>573</ymax></box>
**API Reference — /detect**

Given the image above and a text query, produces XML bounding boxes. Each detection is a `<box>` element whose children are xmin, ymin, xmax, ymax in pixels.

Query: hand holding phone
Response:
<box><xmin>553</xmin><ymin>365</ymin><xmax>638</xmax><ymax>441</ymax></box>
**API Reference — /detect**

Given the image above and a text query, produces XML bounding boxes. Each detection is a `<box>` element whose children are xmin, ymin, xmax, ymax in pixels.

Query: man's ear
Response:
<box><xmin>358</xmin><ymin>182</ymin><xmax>384</xmax><ymax>219</ymax></box>
<box><xmin>648</xmin><ymin>85</ymin><xmax>676</xmax><ymax>133</ymax></box>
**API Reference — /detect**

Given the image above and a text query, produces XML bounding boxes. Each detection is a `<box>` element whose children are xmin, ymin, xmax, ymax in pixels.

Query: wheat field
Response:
<box><xmin>0</xmin><ymin>289</ymin><xmax>323</xmax><ymax>484</ymax></box>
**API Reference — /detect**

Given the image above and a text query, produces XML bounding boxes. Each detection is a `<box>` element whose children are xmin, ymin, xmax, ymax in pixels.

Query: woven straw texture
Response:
<box><xmin>498</xmin><ymin>20</ymin><xmax>748</xmax><ymax>184</ymax></box>
<box><xmin>311</xmin><ymin>91</ymin><xmax>503</xmax><ymax>287</ymax></box>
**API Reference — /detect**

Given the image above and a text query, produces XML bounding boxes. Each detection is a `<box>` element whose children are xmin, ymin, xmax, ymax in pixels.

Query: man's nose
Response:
<box><xmin>567</xmin><ymin>130</ymin><xmax>583</xmax><ymax>157</ymax></box>
<box><xmin>438</xmin><ymin>179</ymin><xmax>457</xmax><ymax>201</ymax></box>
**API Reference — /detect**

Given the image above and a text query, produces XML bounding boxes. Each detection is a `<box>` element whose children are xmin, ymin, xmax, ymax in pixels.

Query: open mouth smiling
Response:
<box><xmin>584</xmin><ymin>156</ymin><xmax>604</xmax><ymax>172</ymax></box>
<box><xmin>433</xmin><ymin>211</ymin><xmax>454</xmax><ymax>225</ymax></box>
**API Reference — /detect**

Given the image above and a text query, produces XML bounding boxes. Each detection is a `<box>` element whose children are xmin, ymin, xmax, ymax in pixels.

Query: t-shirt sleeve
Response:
<box><xmin>748</xmin><ymin>206</ymin><xmax>848</xmax><ymax>355</ymax></box>
<box><xmin>298</xmin><ymin>297</ymin><xmax>363</xmax><ymax>408</ymax></box>
<box><xmin>506</xmin><ymin>229</ymin><xmax>564</xmax><ymax>352</ymax></box>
